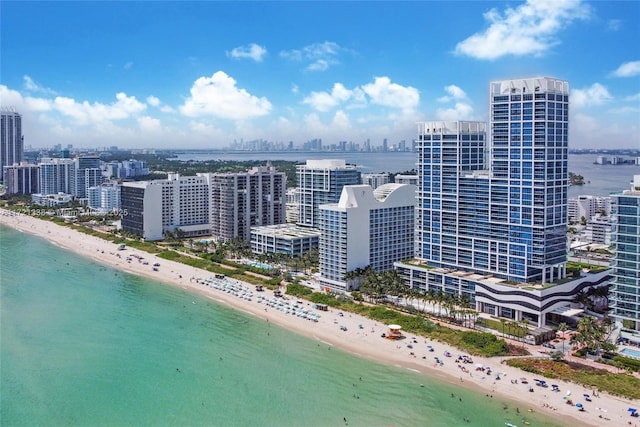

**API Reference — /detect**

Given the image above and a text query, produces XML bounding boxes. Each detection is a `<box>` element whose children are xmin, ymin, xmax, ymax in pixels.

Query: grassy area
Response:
<box><xmin>476</xmin><ymin>317</ymin><xmax>529</xmax><ymax>338</ymax></box>
<box><xmin>505</xmin><ymin>358</ymin><xmax>640</xmax><ymax>400</ymax></box>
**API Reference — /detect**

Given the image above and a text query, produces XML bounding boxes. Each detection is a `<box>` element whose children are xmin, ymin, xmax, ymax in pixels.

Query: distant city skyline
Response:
<box><xmin>1</xmin><ymin>1</ymin><xmax>639</xmax><ymax>150</ymax></box>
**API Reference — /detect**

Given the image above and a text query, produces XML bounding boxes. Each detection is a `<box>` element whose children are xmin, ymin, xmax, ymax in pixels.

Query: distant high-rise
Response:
<box><xmin>296</xmin><ymin>159</ymin><xmax>361</xmax><ymax>228</ymax></box>
<box><xmin>610</xmin><ymin>175</ymin><xmax>640</xmax><ymax>336</ymax></box>
<box><xmin>0</xmin><ymin>109</ymin><xmax>23</xmax><ymax>183</ymax></box>
<box><xmin>361</xmin><ymin>173</ymin><xmax>390</xmax><ymax>190</ymax></box>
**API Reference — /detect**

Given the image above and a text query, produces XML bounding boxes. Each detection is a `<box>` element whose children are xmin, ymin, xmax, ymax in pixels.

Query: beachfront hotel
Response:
<box><xmin>395</xmin><ymin>77</ymin><xmax>610</xmax><ymax>328</ymax></box>
<box><xmin>610</xmin><ymin>175</ymin><xmax>640</xmax><ymax>341</ymax></box>
<box><xmin>121</xmin><ymin>173</ymin><xmax>210</xmax><ymax>241</ymax></box>
<box><xmin>296</xmin><ymin>159</ymin><xmax>361</xmax><ymax>228</ymax></box>
<box><xmin>0</xmin><ymin>108</ymin><xmax>23</xmax><ymax>183</ymax></box>
<box><xmin>319</xmin><ymin>183</ymin><xmax>416</xmax><ymax>292</ymax></box>
<box><xmin>203</xmin><ymin>165</ymin><xmax>286</xmax><ymax>242</ymax></box>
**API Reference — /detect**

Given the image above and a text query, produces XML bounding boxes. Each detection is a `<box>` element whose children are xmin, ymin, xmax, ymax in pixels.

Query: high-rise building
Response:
<box><xmin>0</xmin><ymin>109</ymin><xmax>23</xmax><ymax>183</ymax></box>
<box><xmin>121</xmin><ymin>173</ymin><xmax>210</xmax><ymax>241</ymax></box>
<box><xmin>2</xmin><ymin>162</ymin><xmax>39</xmax><ymax>194</ymax></box>
<box><xmin>296</xmin><ymin>159</ymin><xmax>361</xmax><ymax>228</ymax></box>
<box><xmin>37</xmin><ymin>157</ymin><xmax>76</xmax><ymax>195</ymax></box>
<box><xmin>319</xmin><ymin>183</ymin><xmax>416</xmax><ymax>292</ymax></box>
<box><xmin>73</xmin><ymin>156</ymin><xmax>104</xmax><ymax>198</ymax></box>
<box><xmin>396</xmin><ymin>78</ymin><xmax>608</xmax><ymax>328</ymax></box>
<box><xmin>361</xmin><ymin>173</ymin><xmax>390</xmax><ymax>190</ymax></box>
<box><xmin>88</xmin><ymin>181</ymin><xmax>122</xmax><ymax>213</ymax></box>
<box><xmin>205</xmin><ymin>165</ymin><xmax>286</xmax><ymax>242</ymax></box>
<box><xmin>610</xmin><ymin>175</ymin><xmax>640</xmax><ymax>338</ymax></box>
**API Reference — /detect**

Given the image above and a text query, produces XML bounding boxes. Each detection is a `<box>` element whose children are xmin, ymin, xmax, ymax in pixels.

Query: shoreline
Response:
<box><xmin>1</xmin><ymin>209</ymin><xmax>636</xmax><ymax>427</ymax></box>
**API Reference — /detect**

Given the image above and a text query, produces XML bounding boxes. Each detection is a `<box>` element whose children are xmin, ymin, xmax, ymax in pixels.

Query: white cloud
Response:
<box><xmin>124</xmin><ymin>61</ymin><xmax>134</xmax><ymax>70</ymax></box>
<box><xmin>51</xmin><ymin>92</ymin><xmax>146</xmax><ymax>125</ymax></box>
<box><xmin>332</xmin><ymin>110</ymin><xmax>350</xmax><ymax>129</ymax></box>
<box><xmin>280</xmin><ymin>41</ymin><xmax>345</xmax><ymax>71</ymax></box>
<box><xmin>227</xmin><ymin>43</ymin><xmax>267</xmax><ymax>62</ymax></box>
<box><xmin>146</xmin><ymin>95</ymin><xmax>176</xmax><ymax>113</ymax></box>
<box><xmin>434</xmin><ymin>84</ymin><xmax>474</xmax><ymax>120</ymax></box>
<box><xmin>607</xmin><ymin>19</ymin><xmax>621</xmax><ymax>31</ymax></box>
<box><xmin>455</xmin><ymin>0</ymin><xmax>591</xmax><ymax>60</ymax></box>
<box><xmin>436</xmin><ymin>103</ymin><xmax>475</xmax><ymax>121</ymax></box>
<box><xmin>303</xmin><ymin>83</ymin><xmax>356</xmax><ymax>112</ymax></box>
<box><xmin>625</xmin><ymin>93</ymin><xmax>640</xmax><ymax>102</ymax></box>
<box><xmin>179</xmin><ymin>71</ymin><xmax>272</xmax><ymax>119</ymax></box>
<box><xmin>146</xmin><ymin>96</ymin><xmax>161</xmax><ymax>107</ymax></box>
<box><xmin>137</xmin><ymin>116</ymin><xmax>162</xmax><ymax>133</ymax></box>
<box><xmin>437</xmin><ymin>85</ymin><xmax>468</xmax><ymax>102</ymax></box>
<box><xmin>303</xmin><ymin>78</ymin><xmax>417</xmax><ymax>114</ymax></box>
<box><xmin>571</xmin><ymin>83</ymin><xmax>612</xmax><ymax>108</ymax></box>
<box><xmin>361</xmin><ymin>77</ymin><xmax>419</xmax><ymax>112</ymax></box>
<box><xmin>23</xmin><ymin>75</ymin><xmax>56</xmax><ymax>95</ymax></box>
<box><xmin>611</xmin><ymin>61</ymin><xmax>640</xmax><ymax>78</ymax></box>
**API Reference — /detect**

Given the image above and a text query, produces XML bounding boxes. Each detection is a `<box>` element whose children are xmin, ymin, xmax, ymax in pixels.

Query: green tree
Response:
<box><xmin>558</xmin><ymin>322</ymin><xmax>569</xmax><ymax>353</ymax></box>
<box><xmin>570</xmin><ymin>316</ymin><xmax>606</xmax><ymax>356</ymax></box>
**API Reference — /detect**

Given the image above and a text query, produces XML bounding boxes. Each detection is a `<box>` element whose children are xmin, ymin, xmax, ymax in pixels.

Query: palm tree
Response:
<box><xmin>500</xmin><ymin>318</ymin><xmax>507</xmax><ymax>338</ymax></box>
<box><xmin>570</xmin><ymin>316</ymin><xmax>606</xmax><ymax>356</ymax></box>
<box><xmin>434</xmin><ymin>290</ymin><xmax>446</xmax><ymax>318</ymax></box>
<box><xmin>573</xmin><ymin>290</ymin><xmax>593</xmax><ymax>311</ymax></box>
<box><xmin>558</xmin><ymin>322</ymin><xmax>569</xmax><ymax>353</ymax></box>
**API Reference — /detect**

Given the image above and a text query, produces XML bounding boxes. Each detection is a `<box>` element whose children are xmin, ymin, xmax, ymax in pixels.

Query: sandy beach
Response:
<box><xmin>1</xmin><ymin>209</ymin><xmax>637</xmax><ymax>427</ymax></box>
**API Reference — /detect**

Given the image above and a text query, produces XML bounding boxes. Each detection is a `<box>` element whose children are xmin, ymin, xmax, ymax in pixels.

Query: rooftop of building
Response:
<box><xmin>250</xmin><ymin>223</ymin><xmax>321</xmax><ymax>239</ymax></box>
<box><xmin>398</xmin><ymin>258</ymin><xmax>610</xmax><ymax>290</ymax></box>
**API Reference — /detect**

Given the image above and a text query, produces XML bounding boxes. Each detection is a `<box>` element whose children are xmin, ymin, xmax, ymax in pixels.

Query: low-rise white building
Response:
<box><xmin>250</xmin><ymin>223</ymin><xmax>320</xmax><ymax>257</ymax></box>
<box><xmin>31</xmin><ymin>192</ymin><xmax>73</xmax><ymax>207</ymax></box>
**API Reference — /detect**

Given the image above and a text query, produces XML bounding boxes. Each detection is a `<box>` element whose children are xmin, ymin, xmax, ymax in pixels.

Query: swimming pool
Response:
<box><xmin>240</xmin><ymin>259</ymin><xmax>273</xmax><ymax>270</ymax></box>
<box><xmin>620</xmin><ymin>348</ymin><xmax>640</xmax><ymax>359</ymax></box>
<box><xmin>250</xmin><ymin>262</ymin><xmax>273</xmax><ymax>270</ymax></box>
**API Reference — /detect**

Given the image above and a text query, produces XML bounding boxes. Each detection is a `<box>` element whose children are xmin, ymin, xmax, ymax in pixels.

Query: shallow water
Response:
<box><xmin>1</xmin><ymin>225</ymin><xmax>566</xmax><ymax>427</ymax></box>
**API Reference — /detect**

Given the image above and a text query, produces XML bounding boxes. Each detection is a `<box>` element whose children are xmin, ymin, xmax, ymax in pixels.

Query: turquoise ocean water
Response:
<box><xmin>0</xmin><ymin>225</ymin><xmax>566</xmax><ymax>427</ymax></box>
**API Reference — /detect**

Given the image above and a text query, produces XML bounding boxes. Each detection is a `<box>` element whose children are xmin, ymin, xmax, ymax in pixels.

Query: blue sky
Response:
<box><xmin>1</xmin><ymin>1</ymin><xmax>639</xmax><ymax>150</ymax></box>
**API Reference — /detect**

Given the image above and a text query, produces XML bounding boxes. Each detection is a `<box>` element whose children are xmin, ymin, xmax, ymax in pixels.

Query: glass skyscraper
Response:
<box><xmin>0</xmin><ymin>109</ymin><xmax>23</xmax><ymax>183</ymax></box>
<box><xmin>396</xmin><ymin>77</ymin><xmax>589</xmax><ymax>328</ymax></box>
<box><xmin>610</xmin><ymin>175</ymin><xmax>640</xmax><ymax>335</ymax></box>
<box><xmin>415</xmin><ymin>77</ymin><xmax>569</xmax><ymax>283</ymax></box>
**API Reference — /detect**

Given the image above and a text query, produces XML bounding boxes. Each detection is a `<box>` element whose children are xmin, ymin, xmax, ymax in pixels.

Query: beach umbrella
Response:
<box><xmin>566</xmin><ymin>390</ymin><xmax>571</xmax><ymax>396</ymax></box>
<box><xmin>576</xmin><ymin>403</ymin><xmax>583</xmax><ymax>409</ymax></box>
<box><xmin>583</xmin><ymin>393</ymin><xmax>590</xmax><ymax>398</ymax></box>
<box><xmin>475</xmin><ymin>363</ymin><xmax>483</xmax><ymax>368</ymax></box>
<box><xmin>628</xmin><ymin>408</ymin><xmax>638</xmax><ymax>412</ymax></box>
